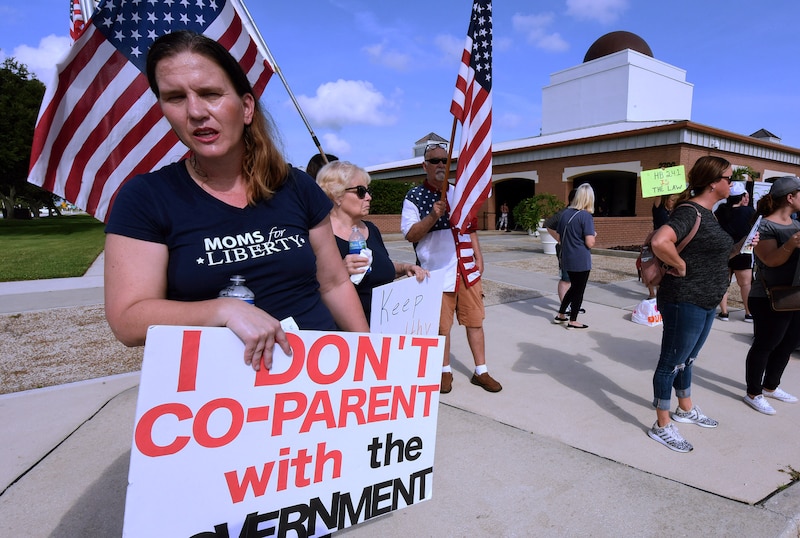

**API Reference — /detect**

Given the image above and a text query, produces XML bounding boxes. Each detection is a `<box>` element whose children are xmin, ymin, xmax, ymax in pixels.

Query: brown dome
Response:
<box><xmin>583</xmin><ymin>31</ymin><xmax>653</xmax><ymax>62</ymax></box>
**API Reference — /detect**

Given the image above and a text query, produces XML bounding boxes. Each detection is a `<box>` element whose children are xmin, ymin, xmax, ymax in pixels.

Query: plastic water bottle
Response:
<box><xmin>348</xmin><ymin>226</ymin><xmax>370</xmax><ymax>273</ymax></box>
<box><xmin>218</xmin><ymin>275</ymin><xmax>255</xmax><ymax>304</ymax></box>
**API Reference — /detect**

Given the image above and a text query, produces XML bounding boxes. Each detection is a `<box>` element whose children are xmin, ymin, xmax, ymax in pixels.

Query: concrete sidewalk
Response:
<box><xmin>1</xmin><ymin>233</ymin><xmax>799</xmax><ymax>537</ymax></box>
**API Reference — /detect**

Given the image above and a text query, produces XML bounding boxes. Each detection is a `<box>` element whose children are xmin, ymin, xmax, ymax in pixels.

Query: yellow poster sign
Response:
<box><xmin>640</xmin><ymin>165</ymin><xmax>686</xmax><ymax>198</ymax></box>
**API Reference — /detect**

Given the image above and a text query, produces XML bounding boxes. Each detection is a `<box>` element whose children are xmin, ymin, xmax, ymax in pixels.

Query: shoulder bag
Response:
<box><xmin>638</xmin><ymin>204</ymin><xmax>701</xmax><ymax>288</ymax></box>
<box><xmin>761</xmin><ymin>228</ymin><xmax>800</xmax><ymax>311</ymax></box>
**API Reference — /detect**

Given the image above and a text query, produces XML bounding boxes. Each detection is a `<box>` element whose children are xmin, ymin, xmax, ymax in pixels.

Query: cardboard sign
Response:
<box><xmin>123</xmin><ymin>327</ymin><xmax>444</xmax><ymax>537</ymax></box>
<box><xmin>640</xmin><ymin>165</ymin><xmax>686</xmax><ymax>198</ymax></box>
<box><xmin>370</xmin><ymin>269</ymin><xmax>444</xmax><ymax>335</ymax></box>
<box><xmin>740</xmin><ymin>215</ymin><xmax>762</xmax><ymax>255</ymax></box>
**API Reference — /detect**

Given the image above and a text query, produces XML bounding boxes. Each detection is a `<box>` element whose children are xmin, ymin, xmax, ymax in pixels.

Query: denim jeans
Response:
<box><xmin>652</xmin><ymin>301</ymin><xmax>715</xmax><ymax>410</ymax></box>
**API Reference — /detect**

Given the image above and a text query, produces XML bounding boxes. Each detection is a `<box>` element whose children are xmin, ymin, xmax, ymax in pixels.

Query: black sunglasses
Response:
<box><xmin>344</xmin><ymin>185</ymin><xmax>371</xmax><ymax>199</ymax></box>
<box><xmin>719</xmin><ymin>175</ymin><xmax>732</xmax><ymax>184</ymax></box>
<box><xmin>425</xmin><ymin>158</ymin><xmax>448</xmax><ymax>165</ymax></box>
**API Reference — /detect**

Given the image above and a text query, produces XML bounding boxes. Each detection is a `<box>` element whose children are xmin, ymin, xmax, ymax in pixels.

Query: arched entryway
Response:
<box><xmin>564</xmin><ymin>162</ymin><xmax>641</xmax><ymax>217</ymax></box>
<box><xmin>492</xmin><ymin>172</ymin><xmax>537</xmax><ymax>230</ymax></box>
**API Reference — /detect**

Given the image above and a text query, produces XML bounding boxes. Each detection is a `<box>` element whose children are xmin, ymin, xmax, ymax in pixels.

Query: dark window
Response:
<box><xmin>575</xmin><ymin>171</ymin><xmax>637</xmax><ymax>217</ymax></box>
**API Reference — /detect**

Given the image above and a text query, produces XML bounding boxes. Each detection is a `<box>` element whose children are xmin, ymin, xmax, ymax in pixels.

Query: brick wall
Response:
<box><xmin>367</xmin><ymin>214</ymin><xmax>402</xmax><ymax>233</ymax></box>
<box><xmin>594</xmin><ymin>217</ymin><xmax>651</xmax><ymax>248</ymax></box>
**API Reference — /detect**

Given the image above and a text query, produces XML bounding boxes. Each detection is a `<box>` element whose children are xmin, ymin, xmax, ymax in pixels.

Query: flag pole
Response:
<box><xmin>79</xmin><ymin>0</ymin><xmax>95</xmax><ymax>22</ymax></box>
<box><xmin>441</xmin><ymin>116</ymin><xmax>458</xmax><ymax>200</ymax></box>
<box><xmin>236</xmin><ymin>0</ymin><xmax>328</xmax><ymax>160</ymax></box>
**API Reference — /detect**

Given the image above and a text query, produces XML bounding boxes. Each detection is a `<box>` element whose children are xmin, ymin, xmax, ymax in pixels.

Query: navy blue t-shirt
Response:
<box><xmin>556</xmin><ymin>208</ymin><xmax>595</xmax><ymax>272</ymax></box>
<box><xmin>105</xmin><ymin>161</ymin><xmax>337</xmax><ymax>330</ymax></box>
<box><xmin>335</xmin><ymin>220</ymin><xmax>395</xmax><ymax>323</ymax></box>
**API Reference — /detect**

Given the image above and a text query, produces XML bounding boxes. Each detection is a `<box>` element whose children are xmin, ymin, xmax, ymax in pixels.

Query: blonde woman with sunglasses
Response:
<box><xmin>317</xmin><ymin>161</ymin><xmax>426</xmax><ymax>323</ymax></box>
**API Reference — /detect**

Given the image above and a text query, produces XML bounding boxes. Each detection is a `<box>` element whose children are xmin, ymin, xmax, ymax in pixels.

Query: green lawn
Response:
<box><xmin>0</xmin><ymin>214</ymin><xmax>106</xmax><ymax>282</ymax></box>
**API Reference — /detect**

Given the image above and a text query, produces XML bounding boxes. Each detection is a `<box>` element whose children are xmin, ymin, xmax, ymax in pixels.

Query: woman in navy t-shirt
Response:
<box><xmin>104</xmin><ymin>31</ymin><xmax>368</xmax><ymax>372</ymax></box>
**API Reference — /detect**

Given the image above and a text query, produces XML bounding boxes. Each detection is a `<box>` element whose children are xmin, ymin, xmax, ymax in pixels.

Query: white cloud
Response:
<box><xmin>363</xmin><ymin>42</ymin><xmax>411</xmax><ymax>71</ymax></box>
<box><xmin>10</xmin><ymin>34</ymin><xmax>71</xmax><ymax>84</ymax></box>
<box><xmin>512</xmin><ymin>13</ymin><xmax>569</xmax><ymax>52</ymax></box>
<box><xmin>321</xmin><ymin>133</ymin><xmax>351</xmax><ymax>155</ymax></box>
<box><xmin>566</xmin><ymin>0</ymin><xmax>629</xmax><ymax>24</ymax></box>
<box><xmin>297</xmin><ymin>79</ymin><xmax>397</xmax><ymax>129</ymax></box>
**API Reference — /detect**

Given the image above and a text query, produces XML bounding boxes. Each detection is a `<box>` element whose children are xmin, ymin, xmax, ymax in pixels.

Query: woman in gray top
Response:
<box><xmin>742</xmin><ymin>176</ymin><xmax>800</xmax><ymax>415</ymax></box>
<box><xmin>647</xmin><ymin>156</ymin><xmax>734</xmax><ymax>453</ymax></box>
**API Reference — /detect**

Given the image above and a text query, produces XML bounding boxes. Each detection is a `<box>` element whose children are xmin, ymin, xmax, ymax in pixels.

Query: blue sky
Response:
<box><xmin>1</xmin><ymin>0</ymin><xmax>798</xmax><ymax>170</ymax></box>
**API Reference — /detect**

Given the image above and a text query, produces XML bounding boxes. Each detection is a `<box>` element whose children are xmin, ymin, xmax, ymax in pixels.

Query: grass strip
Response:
<box><xmin>0</xmin><ymin>214</ymin><xmax>106</xmax><ymax>282</ymax></box>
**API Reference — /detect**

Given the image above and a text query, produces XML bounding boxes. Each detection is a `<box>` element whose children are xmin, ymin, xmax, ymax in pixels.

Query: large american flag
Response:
<box><xmin>30</xmin><ymin>0</ymin><xmax>273</xmax><ymax>222</ymax></box>
<box><xmin>449</xmin><ymin>0</ymin><xmax>492</xmax><ymax>233</ymax></box>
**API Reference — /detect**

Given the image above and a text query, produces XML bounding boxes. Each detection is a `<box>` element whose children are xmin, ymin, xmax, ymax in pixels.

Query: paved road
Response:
<box><xmin>1</xmin><ymin>231</ymin><xmax>799</xmax><ymax>537</ymax></box>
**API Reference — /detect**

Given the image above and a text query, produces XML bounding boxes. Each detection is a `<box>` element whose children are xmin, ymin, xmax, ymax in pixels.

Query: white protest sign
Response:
<box><xmin>752</xmin><ymin>180</ymin><xmax>771</xmax><ymax>208</ymax></box>
<box><xmin>123</xmin><ymin>327</ymin><xmax>444</xmax><ymax>537</ymax></box>
<box><xmin>370</xmin><ymin>269</ymin><xmax>444</xmax><ymax>335</ymax></box>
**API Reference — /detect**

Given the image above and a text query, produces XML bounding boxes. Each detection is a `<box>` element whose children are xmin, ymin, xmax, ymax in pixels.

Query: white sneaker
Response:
<box><xmin>743</xmin><ymin>394</ymin><xmax>776</xmax><ymax>415</ymax></box>
<box><xmin>763</xmin><ymin>387</ymin><xmax>798</xmax><ymax>403</ymax></box>
<box><xmin>648</xmin><ymin>422</ymin><xmax>693</xmax><ymax>453</ymax></box>
<box><xmin>671</xmin><ymin>405</ymin><xmax>718</xmax><ymax>428</ymax></box>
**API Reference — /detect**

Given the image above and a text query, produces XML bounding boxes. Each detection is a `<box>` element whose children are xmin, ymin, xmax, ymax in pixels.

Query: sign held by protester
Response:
<box><xmin>123</xmin><ymin>326</ymin><xmax>443</xmax><ymax>537</ymax></box>
<box><xmin>370</xmin><ymin>269</ymin><xmax>444</xmax><ymax>335</ymax></box>
<box><xmin>640</xmin><ymin>165</ymin><xmax>686</xmax><ymax>198</ymax></box>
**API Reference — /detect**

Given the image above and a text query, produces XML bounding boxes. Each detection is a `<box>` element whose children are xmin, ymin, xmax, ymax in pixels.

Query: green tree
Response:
<box><xmin>731</xmin><ymin>166</ymin><xmax>761</xmax><ymax>182</ymax></box>
<box><xmin>0</xmin><ymin>58</ymin><xmax>46</xmax><ymax>219</ymax></box>
<box><xmin>512</xmin><ymin>193</ymin><xmax>564</xmax><ymax>232</ymax></box>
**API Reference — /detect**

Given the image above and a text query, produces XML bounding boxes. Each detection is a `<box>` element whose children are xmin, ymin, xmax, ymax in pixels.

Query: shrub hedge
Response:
<box><xmin>368</xmin><ymin>179</ymin><xmax>419</xmax><ymax>214</ymax></box>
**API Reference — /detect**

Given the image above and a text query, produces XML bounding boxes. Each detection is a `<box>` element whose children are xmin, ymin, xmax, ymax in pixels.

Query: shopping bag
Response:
<box><xmin>632</xmin><ymin>298</ymin><xmax>662</xmax><ymax>327</ymax></box>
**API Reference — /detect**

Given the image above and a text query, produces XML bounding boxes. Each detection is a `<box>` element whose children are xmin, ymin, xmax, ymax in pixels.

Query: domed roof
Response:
<box><xmin>583</xmin><ymin>31</ymin><xmax>653</xmax><ymax>62</ymax></box>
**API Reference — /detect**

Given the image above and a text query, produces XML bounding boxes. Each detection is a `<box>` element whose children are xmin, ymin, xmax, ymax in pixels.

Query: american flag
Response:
<box><xmin>449</xmin><ymin>0</ymin><xmax>492</xmax><ymax>233</ymax></box>
<box><xmin>69</xmin><ymin>0</ymin><xmax>87</xmax><ymax>41</ymax></box>
<box><xmin>29</xmin><ymin>0</ymin><xmax>274</xmax><ymax>222</ymax></box>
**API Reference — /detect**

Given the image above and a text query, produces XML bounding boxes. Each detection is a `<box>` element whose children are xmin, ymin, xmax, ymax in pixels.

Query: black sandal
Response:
<box><xmin>566</xmin><ymin>323</ymin><xmax>589</xmax><ymax>329</ymax></box>
<box><xmin>553</xmin><ymin>315</ymin><xmax>568</xmax><ymax>324</ymax></box>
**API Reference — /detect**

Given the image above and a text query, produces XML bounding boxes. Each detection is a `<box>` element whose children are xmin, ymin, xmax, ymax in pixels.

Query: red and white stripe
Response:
<box><xmin>455</xmin><ymin>231</ymin><xmax>481</xmax><ymax>287</ymax></box>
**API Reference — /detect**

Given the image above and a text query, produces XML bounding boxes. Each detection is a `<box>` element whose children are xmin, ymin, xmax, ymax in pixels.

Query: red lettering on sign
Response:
<box><xmin>307</xmin><ymin>334</ymin><xmax>349</xmax><ymax>384</ymax></box>
<box><xmin>299</xmin><ymin>391</ymin><xmax>337</xmax><ymax>433</ymax></box>
<box><xmin>254</xmin><ymin>332</ymin><xmax>306</xmax><ymax>386</ymax></box>
<box><xmin>272</xmin><ymin>392</ymin><xmax>307</xmax><ymax>436</ymax></box>
<box><xmin>367</xmin><ymin>386</ymin><xmax>392</xmax><ymax>422</ymax></box>
<box><xmin>134</xmin><ymin>403</ymin><xmax>192</xmax><ymax>457</ymax></box>
<box><xmin>193</xmin><ymin>398</ymin><xmax>244</xmax><ymax>448</ymax></box>
<box><xmin>339</xmin><ymin>388</ymin><xmax>368</xmax><ymax>427</ymax></box>
<box><xmin>411</xmin><ymin>337</ymin><xmax>438</xmax><ymax>378</ymax></box>
<box><xmin>177</xmin><ymin>330</ymin><xmax>202</xmax><ymax>392</ymax></box>
<box><xmin>354</xmin><ymin>335</ymin><xmax>390</xmax><ymax>381</ymax></box>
